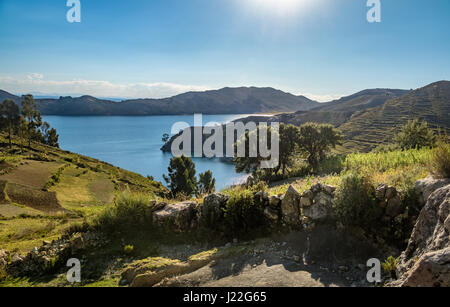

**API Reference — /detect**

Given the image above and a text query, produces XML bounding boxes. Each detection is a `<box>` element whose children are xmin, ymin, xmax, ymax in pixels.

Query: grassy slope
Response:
<box><xmin>0</xmin><ymin>134</ymin><xmax>167</xmax><ymax>253</ymax></box>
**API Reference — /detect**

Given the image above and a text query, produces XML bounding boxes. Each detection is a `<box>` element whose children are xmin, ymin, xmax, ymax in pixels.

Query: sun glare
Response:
<box><xmin>248</xmin><ymin>0</ymin><xmax>312</xmax><ymax>16</ymax></box>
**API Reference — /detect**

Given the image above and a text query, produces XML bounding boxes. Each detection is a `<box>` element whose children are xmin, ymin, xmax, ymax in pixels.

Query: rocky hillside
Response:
<box><xmin>0</xmin><ymin>87</ymin><xmax>318</xmax><ymax>116</ymax></box>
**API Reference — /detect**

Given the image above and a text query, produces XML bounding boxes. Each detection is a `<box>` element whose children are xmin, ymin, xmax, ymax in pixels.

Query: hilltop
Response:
<box><xmin>0</xmin><ymin>87</ymin><xmax>318</xmax><ymax>116</ymax></box>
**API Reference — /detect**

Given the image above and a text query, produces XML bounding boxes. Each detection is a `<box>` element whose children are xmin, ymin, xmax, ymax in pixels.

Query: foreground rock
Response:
<box><xmin>391</xmin><ymin>184</ymin><xmax>450</xmax><ymax>287</ymax></box>
<box><xmin>281</xmin><ymin>185</ymin><xmax>301</xmax><ymax>227</ymax></box>
<box><xmin>153</xmin><ymin>201</ymin><xmax>198</xmax><ymax>232</ymax></box>
<box><xmin>302</xmin><ymin>184</ymin><xmax>334</xmax><ymax>222</ymax></box>
<box><xmin>415</xmin><ymin>175</ymin><xmax>450</xmax><ymax>207</ymax></box>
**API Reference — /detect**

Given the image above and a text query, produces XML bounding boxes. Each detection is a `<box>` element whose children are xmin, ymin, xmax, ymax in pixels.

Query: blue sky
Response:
<box><xmin>0</xmin><ymin>0</ymin><xmax>449</xmax><ymax>101</ymax></box>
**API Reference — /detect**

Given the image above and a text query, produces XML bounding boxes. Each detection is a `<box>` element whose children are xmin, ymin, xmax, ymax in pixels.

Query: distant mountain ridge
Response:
<box><xmin>0</xmin><ymin>87</ymin><xmax>319</xmax><ymax>116</ymax></box>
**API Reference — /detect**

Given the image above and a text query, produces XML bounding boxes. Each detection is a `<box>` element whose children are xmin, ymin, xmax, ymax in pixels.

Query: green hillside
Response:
<box><xmin>338</xmin><ymin>81</ymin><xmax>450</xmax><ymax>152</ymax></box>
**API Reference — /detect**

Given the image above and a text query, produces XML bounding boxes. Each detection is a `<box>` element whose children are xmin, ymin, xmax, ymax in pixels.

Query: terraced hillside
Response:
<box><xmin>272</xmin><ymin>88</ymin><xmax>410</xmax><ymax>127</ymax></box>
<box><xmin>0</xmin><ymin>135</ymin><xmax>167</xmax><ymax>252</ymax></box>
<box><xmin>338</xmin><ymin>81</ymin><xmax>450</xmax><ymax>152</ymax></box>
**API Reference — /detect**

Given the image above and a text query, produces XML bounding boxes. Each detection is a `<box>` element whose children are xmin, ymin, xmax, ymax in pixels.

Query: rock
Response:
<box><xmin>153</xmin><ymin>201</ymin><xmax>167</xmax><ymax>212</ymax></box>
<box><xmin>264</xmin><ymin>207</ymin><xmax>279</xmax><ymax>222</ymax></box>
<box><xmin>11</xmin><ymin>254</ymin><xmax>23</xmax><ymax>264</ymax></box>
<box><xmin>393</xmin><ymin>184</ymin><xmax>450</xmax><ymax>287</ymax></box>
<box><xmin>303</xmin><ymin>192</ymin><xmax>333</xmax><ymax>221</ymax></box>
<box><xmin>293</xmin><ymin>255</ymin><xmax>301</xmax><ymax>263</ymax></box>
<box><xmin>375</xmin><ymin>184</ymin><xmax>387</xmax><ymax>200</ymax></box>
<box><xmin>385</xmin><ymin>194</ymin><xmax>404</xmax><ymax>217</ymax></box>
<box><xmin>281</xmin><ymin>185</ymin><xmax>301</xmax><ymax>226</ymax></box>
<box><xmin>310</xmin><ymin>183</ymin><xmax>322</xmax><ymax>193</ymax></box>
<box><xmin>153</xmin><ymin>201</ymin><xmax>197</xmax><ymax>232</ymax></box>
<box><xmin>300</xmin><ymin>196</ymin><xmax>312</xmax><ymax>208</ymax></box>
<box><xmin>322</xmin><ymin>185</ymin><xmax>336</xmax><ymax>195</ymax></box>
<box><xmin>70</xmin><ymin>234</ymin><xmax>85</xmax><ymax>252</ymax></box>
<box><xmin>200</xmin><ymin>193</ymin><xmax>229</xmax><ymax>228</ymax></box>
<box><xmin>415</xmin><ymin>175</ymin><xmax>450</xmax><ymax>207</ymax></box>
<box><xmin>385</xmin><ymin>186</ymin><xmax>397</xmax><ymax>199</ymax></box>
<box><xmin>0</xmin><ymin>249</ymin><xmax>8</xmax><ymax>260</ymax></box>
<box><xmin>268</xmin><ymin>196</ymin><xmax>281</xmax><ymax>208</ymax></box>
<box><xmin>302</xmin><ymin>189</ymin><xmax>314</xmax><ymax>199</ymax></box>
<box><xmin>392</xmin><ymin>247</ymin><xmax>450</xmax><ymax>287</ymax></box>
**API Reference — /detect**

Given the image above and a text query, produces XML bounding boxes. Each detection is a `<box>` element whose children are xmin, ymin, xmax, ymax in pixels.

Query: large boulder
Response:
<box><xmin>153</xmin><ymin>201</ymin><xmax>197</xmax><ymax>232</ymax></box>
<box><xmin>199</xmin><ymin>193</ymin><xmax>229</xmax><ymax>229</ymax></box>
<box><xmin>303</xmin><ymin>191</ymin><xmax>333</xmax><ymax>221</ymax></box>
<box><xmin>415</xmin><ymin>175</ymin><xmax>450</xmax><ymax>207</ymax></box>
<box><xmin>393</xmin><ymin>184</ymin><xmax>450</xmax><ymax>287</ymax></box>
<box><xmin>281</xmin><ymin>185</ymin><xmax>301</xmax><ymax>227</ymax></box>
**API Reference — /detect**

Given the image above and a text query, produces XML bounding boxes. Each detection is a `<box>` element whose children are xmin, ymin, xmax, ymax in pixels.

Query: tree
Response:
<box><xmin>21</xmin><ymin>95</ymin><xmax>42</xmax><ymax>147</ymax></box>
<box><xmin>162</xmin><ymin>133</ymin><xmax>170</xmax><ymax>143</ymax></box>
<box><xmin>394</xmin><ymin>119</ymin><xmax>436</xmax><ymax>150</ymax></box>
<box><xmin>40</xmin><ymin>122</ymin><xmax>60</xmax><ymax>148</ymax></box>
<box><xmin>0</xmin><ymin>99</ymin><xmax>20</xmax><ymax>148</ymax></box>
<box><xmin>233</xmin><ymin>125</ymin><xmax>278</xmax><ymax>182</ymax></box>
<box><xmin>198</xmin><ymin>170</ymin><xmax>216</xmax><ymax>195</ymax></box>
<box><xmin>278</xmin><ymin>123</ymin><xmax>300</xmax><ymax>176</ymax></box>
<box><xmin>163</xmin><ymin>155</ymin><xmax>198</xmax><ymax>197</ymax></box>
<box><xmin>297</xmin><ymin>123</ymin><xmax>343</xmax><ymax>170</ymax></box>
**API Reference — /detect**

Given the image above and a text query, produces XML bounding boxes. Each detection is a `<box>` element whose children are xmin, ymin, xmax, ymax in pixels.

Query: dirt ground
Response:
<box><xmin>155</xmin><ymin>227</ymin><xmax>380</xmax><ymax>287</ymax></box>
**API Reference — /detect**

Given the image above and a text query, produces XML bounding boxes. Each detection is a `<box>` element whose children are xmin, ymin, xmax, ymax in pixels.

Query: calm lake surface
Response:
<box><xmin>43</xmin><ymin>115</ymin><xmax>251</xmax><ymax>190</ymax></box>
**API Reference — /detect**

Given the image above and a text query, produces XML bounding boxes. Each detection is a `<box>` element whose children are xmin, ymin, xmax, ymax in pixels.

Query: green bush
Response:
<box><xmin>123</xmin><ymin>245</ymin><xmax>134</xmax><ymax>255</ymax></box>
<box><xmin>382</xmin><ymin>256</ymin><xmax>398</xmax><ymax>279</ymax></box>
<box><xmin>93</xmin><ymin>192</ymin><xmax>151</xmax><ymax>234</ymax></box>
<box><xmin>223</xmin><ymin>188</ymin><xmax>265</xmax><ymax>235</ymax></box>
<box><xmin>429</xmin><ymin>141</ymin><xmax>450</xmax><ymax>178</ymax></box>
<box><xmin>394</xmin><ymin>119</ymin><xmax>436</xmax><ymax>150</ymax></box>
<box><xmin>334</xmin><ymin>173</ymin><xmax>382</xmax><ymax>229</ymax></box>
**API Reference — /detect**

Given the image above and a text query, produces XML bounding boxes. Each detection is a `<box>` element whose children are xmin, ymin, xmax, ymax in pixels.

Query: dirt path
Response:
<box><xmin>157</xmin><ymin>228</ymin><xmax>378</xmax><ymax>287</ymax></box>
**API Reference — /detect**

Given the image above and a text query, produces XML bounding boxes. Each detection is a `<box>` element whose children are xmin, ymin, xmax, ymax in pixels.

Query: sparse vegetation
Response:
<box><xmin>334</xmin><ymin>173</ymin><xmax>381</xmax><ymax>229</ymax></box>
<box><xmin>382</xmin><ymin>256</ymin><xmax>398</xmax><ymax>279</ymax></box>
<box><xmin>429</xmin><ymin>141</ymin><xmax>450</xmax><ymax>178</ymax></box>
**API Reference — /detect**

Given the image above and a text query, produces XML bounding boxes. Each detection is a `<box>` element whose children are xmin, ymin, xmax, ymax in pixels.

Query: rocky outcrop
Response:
<box><xmin>5</xmin><ymin>231</ymin><xmax>106</xmax><ymax>277</ymax></box>
<box><xmin>153</xmin><ymin>201</ymin><xmax>198</xmax><ymax>232</ymax></box>
<box><xmin>415</xmin><ymin>175</ymin><xmax>450</xmax><ymax>207</ymax></box>
<box><xmin>392</xmin><ymin>184</ymin><xmax>450</xmax><ymax>287</ymax></box>
<box><xmin>301</xmin><ymin>184</ymin><xmax>335</xmax><ymax>222</ymax></box>
<box><xmin>281</xmin><ymin>185</ymin><xmax>301</xmax><ymax>227</ymax></box>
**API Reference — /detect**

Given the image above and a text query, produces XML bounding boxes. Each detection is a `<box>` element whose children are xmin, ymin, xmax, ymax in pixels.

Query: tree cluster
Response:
<box><xmin>0</xmin><ymin>95</ymin><xmax>59</xmax><ymax>149</ymax></box>
<box><xmin>163</xmin><ymin>156</ymin><xmax>216</xmax><ymax>198</ymax></box>
<box><xmin>234</xmin><ymin>122</ymin><xmax>343</xmax><ymax>181</ymax></box>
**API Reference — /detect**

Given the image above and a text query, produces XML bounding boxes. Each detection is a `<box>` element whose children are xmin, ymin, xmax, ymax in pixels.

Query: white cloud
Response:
<box><xmin>0</xmin><ymin>74</ymin><xmax>344</xmax><ymax>102</ymax></box>
<box><xmin>301</xmin><ymin>93</ymin><xmax>345</xmax><ymax>103</ymax></box>
<box><xmin>0</xmin><ymin>74</ymin><xmax>210</xmax><ymax>99</ymax></box>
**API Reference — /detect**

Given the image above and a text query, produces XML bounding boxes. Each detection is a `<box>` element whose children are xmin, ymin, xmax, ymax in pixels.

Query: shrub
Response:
<box><xmin>93</xmin><ymin>192</ymin><xmax>151</xmax><ymax>234</ymax></box>
<box><xmin>394</xmin><ymin>119</ymin><xmax>436</xmax><ymax>150</ymax></box>
<box><xmin>123</xmin><ymin>245</ymin><xmax>134</xmax><ymax>255</ymax></box>
<box><xmin>334</xmin><ymin>173</ymin><xmax>382</xmax><ymax>229</ymax></box>
<box><xmin>223</xmin><ymin>188</ymin><xmax>265</xmax><ymax>235</ymax></box>
<box><xmin>429</xmin><ymin>141</ymin><xmax>450</xmax><ymax>178</ymax></box>
<box><xmin>382</xmin><ymin>256</ymin><xmax>398</xmax><ymax>279</ymax></box>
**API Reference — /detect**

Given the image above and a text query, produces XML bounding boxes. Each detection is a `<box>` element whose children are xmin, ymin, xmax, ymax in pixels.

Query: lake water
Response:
<box><xmin>43</xmin><ymin>115</ymin><xmax>251</xmax><ymax>190</ymax></box>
